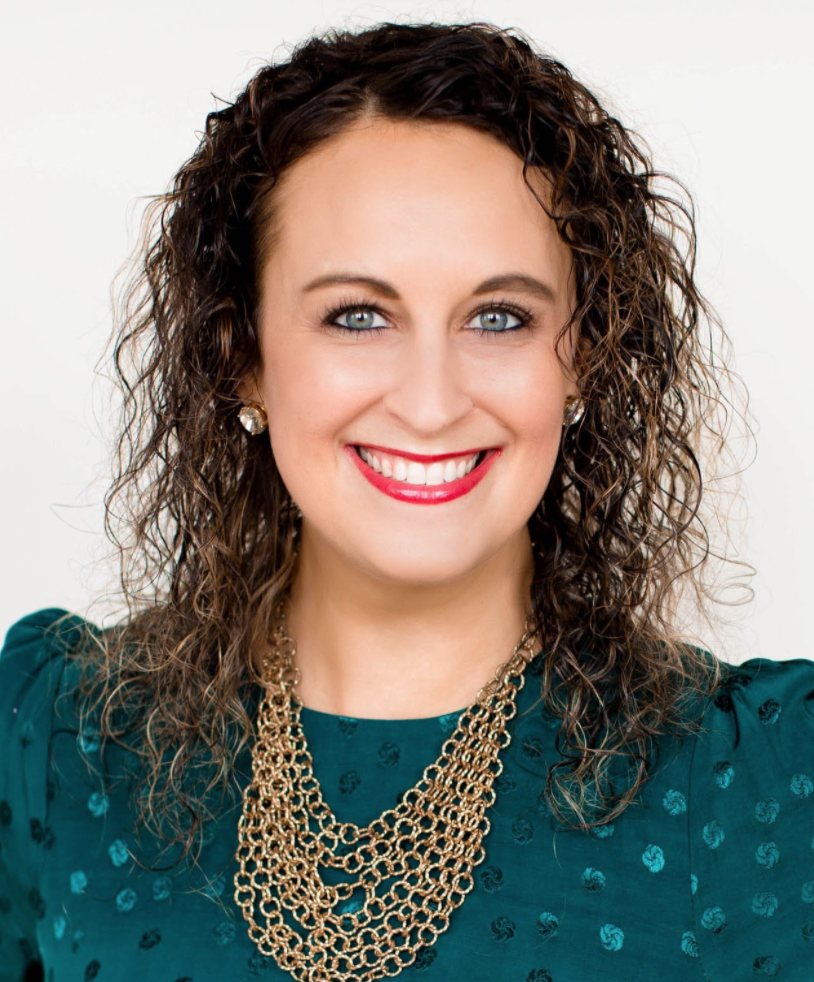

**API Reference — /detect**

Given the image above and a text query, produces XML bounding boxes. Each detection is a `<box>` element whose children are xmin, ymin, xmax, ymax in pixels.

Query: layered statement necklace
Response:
<box><xmin>233</xmin><ymin>599</ymin><xmax>539</xmax><ymax>981</ymax></box>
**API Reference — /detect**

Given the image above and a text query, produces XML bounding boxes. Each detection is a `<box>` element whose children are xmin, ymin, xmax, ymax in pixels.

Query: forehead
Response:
<box><xmin>264</xmin><ymin>117</ymin><xmax>571</xmax><ymax>290</ymax></box>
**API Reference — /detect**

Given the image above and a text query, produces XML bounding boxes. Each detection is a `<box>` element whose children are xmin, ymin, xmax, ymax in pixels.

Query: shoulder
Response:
<box><xmin>0</xmin><ymin>606</ymin><xmax>89</xmax><ymax>675</ymax></box>
<box><xmin>0</xmin><ymin>607</ymin><xmax>93</xmax><ymax>726</ymax></box>
<box><xmin>689</xmin><ymin>650</ymin><xmax>814</xmax><ymax>810</ymax></box>
<box><xmin>715</xmin><ymin>652</ymin><xmax>814</xmax><ymax>711</ymax></box>
<box><xmin>687</xmin><ymin>652</ymin><xmax>814</xmax><ymax>978</ymax></box>
<box><xmin>0</xmin><ymin>608</ymin><xmax>97</xmax><ymax>870</ymax></box>
<box><xmin>694</xmin><ymin>652</ymin><xmax>814</xmax><ymax>760</ymax></box>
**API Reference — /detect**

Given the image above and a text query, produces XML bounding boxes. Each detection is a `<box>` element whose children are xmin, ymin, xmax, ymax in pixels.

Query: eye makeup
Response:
<box><xmin>319</xmin><ymin>293</ymin><xmax>536</xmax><ymax>338</ymax></box>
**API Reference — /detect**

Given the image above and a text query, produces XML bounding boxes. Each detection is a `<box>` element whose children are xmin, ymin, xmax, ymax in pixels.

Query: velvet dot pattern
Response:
<box><xmin>1</xmin><ymin>609</ymin><xmax>813</xmax><ymax>980</ymax></box>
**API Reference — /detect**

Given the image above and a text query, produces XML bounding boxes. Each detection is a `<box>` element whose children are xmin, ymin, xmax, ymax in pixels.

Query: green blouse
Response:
<box><xmin>1</xmin><ymin>608</ymin><xmax>813</xmax><ymax>981</ymax></box>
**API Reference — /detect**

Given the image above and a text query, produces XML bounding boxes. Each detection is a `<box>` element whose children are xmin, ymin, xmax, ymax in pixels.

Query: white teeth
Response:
<box><xmin>406</xmin><ymin>462</ymin><xmax>426</xmax><ymax>485</ymax></box>
<box><xmin>362</xmin><ymin>450</ymin><xmax>382</xmax><ymax>473</ymax></box>
<box><xmin>357</xmin><ymin>446</ymin><xmax>483</xmax><ymax>486</ymax></box>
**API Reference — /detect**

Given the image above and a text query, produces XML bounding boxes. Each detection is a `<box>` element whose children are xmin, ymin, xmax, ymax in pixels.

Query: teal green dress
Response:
<box><xmin>1</xmin><ymin>608</ymin><xmax>813</xmax><ymax>981</ymax></box>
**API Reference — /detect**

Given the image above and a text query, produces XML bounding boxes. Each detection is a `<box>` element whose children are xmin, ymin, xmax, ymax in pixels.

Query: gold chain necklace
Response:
<box><xmin>233</xmin><ymin>599</ymin><xmax>538</xmax><ymax>981</ymax></box>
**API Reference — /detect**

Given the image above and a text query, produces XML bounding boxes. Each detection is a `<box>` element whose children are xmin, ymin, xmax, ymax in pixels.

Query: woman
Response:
<box><xmin>1</xmin><ymin>19</ymin><xmax>812</xmax><ymax>982</ymax></box>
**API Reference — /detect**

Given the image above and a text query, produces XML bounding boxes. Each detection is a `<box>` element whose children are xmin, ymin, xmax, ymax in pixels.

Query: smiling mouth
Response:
<box><xmin>353</xmin><ymin>445</ymin><xmax>487</xmax><ymax>486</ymax></box>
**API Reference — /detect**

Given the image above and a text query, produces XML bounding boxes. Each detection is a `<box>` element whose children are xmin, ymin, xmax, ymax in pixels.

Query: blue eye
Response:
<box><xmin>330</xmin><ymin>306</ymin><xmax>389</xmax><ymax>334</ymax></box>
<box><xmin>469</xmin><ymin>309</ymin><xmax>525</xmax><ymax>334</ymax></box>
<box><xmin>321</xmin><ymin>295</ymin><xmax>534</xmax><ymax>337</ymax></box>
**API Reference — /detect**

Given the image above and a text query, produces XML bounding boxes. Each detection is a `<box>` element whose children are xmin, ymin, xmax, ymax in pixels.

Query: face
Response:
<box><xmin>245</xmin><ymin>116</ymin><xmax>580</xmax><ymax>587</ymax></box>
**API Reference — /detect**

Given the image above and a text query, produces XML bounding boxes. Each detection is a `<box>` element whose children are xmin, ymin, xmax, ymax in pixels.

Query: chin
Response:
<box><xmin>364</xmin><ymin>553</ymin><xmax>483</xmax><ymax>587</ymax></box>
<box><xmin>344</xmin><ymin>528</ymin><xmax>500</xmax><ymax>585</ymax></box>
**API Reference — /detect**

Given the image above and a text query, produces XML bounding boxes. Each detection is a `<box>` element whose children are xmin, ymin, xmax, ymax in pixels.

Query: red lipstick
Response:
<box><xmin>344</xmin><ymin>444</ymin><xmax>501</xmax><ymax>504</ymax></box>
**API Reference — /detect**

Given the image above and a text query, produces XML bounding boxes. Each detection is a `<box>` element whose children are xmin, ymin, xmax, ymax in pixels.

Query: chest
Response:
<box><xmin>34</xmin><ymin>724</ymin><xmax>699</xmax><ymax>982</ymax></box>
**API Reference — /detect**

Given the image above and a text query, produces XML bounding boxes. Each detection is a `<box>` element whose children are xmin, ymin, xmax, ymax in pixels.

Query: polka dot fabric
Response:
<box><xmin>688</xmin><ymin>656</ymin><xmax>814</xmax><ymax>978</ymax></box>
<box><xmin>1</xmin><ymin>609</ymin><xmax>812</xmax><ymax>981</ymax></box>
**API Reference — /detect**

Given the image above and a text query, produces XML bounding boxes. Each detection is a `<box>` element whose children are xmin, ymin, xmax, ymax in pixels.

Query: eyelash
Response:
<box><xmin>321</xmin><ymin>294</ymin><xmax>535</xmax><ymax>338</ymax></box>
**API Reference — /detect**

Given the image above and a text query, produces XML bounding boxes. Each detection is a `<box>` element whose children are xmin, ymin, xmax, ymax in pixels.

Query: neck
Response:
<box><xmin>260</xmin><ymin>523</ymin><xmax>537</xmax><ymax>719</ymax></box>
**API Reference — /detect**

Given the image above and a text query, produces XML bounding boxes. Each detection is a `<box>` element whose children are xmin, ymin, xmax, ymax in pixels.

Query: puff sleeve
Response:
<box><xmin>0</xmin><ymin>608</ymin><xmax>79</xmax><ymax>982</ymax></box>
<box><xmin>688</xmin><ymin>654</ymin><xmax>814</xmax><ymax>980</ymax></box>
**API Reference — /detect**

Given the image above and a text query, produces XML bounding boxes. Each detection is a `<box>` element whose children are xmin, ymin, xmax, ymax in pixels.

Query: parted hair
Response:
<box><xmin>61</xmin><ymin>19</ymin><xmax>753</xmax><ymax>871</ymax></box>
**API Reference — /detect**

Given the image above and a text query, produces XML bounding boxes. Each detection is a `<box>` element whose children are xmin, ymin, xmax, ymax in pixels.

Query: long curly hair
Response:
<box><xmin>62</xmin><ymin>19</ymin><xmax>755</xmax><ymax>874</ymax></box>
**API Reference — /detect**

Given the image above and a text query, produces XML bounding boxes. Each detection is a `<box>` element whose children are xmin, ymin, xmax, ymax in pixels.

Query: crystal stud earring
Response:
<box><xmin>563</xmin><ymin>396</ymin><xmax>585</xmax><ymax>427</ymax></box>
<box><xmin>238</xmin><ymin>403</ymin><xmax>268</xmax><ymax>435</ymax></box>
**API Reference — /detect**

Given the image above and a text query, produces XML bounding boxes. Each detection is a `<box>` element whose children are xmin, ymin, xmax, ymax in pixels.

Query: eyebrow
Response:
<box><xmin>301</xmin><ymin>272</ymin><xmax>557</xmax><ymax>304</ymax></box>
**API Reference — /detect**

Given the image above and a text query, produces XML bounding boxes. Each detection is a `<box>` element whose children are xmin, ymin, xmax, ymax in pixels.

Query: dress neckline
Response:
<box><xmin>245</xmin><ymin>648</ymin><xmax>546</xmax><ymax>731</ymax></box>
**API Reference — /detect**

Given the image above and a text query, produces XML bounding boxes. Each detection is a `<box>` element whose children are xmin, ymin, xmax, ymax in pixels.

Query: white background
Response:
<box><xmin>1</xmin><ymin>0</ymin><xmax>812</xmax><ymax>664</ymax></box>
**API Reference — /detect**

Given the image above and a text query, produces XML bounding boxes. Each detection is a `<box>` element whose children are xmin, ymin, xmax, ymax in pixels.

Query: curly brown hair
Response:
<box><xmin>61</xmin><ymin>19</ymin><xmax>755</xmax><ymax>876</ymax></box>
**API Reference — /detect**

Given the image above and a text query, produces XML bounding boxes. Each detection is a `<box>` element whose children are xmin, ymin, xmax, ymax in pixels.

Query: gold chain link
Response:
<box><xmin>233</xmin><ymin>598</ymin><xmax>538</xmax><ymax>981</ymax></box>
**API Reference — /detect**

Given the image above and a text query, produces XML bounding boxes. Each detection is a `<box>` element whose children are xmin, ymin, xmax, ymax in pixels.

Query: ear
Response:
<box><xmin>566</xmin><ymin>386</ymin><xmax>582</xmax><ymax>402</ymax></box>
<box><xmin>236</xmin><ymin>374</ymin><xmax>263</xmax><ymax>406</ymax></box>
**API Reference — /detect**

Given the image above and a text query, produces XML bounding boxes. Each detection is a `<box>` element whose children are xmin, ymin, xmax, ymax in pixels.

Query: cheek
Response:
<box><xmin>264</xmin><ymin>337</ymin><xmax>343</xmax><ymax>424</ymax></box>
<box><xmin>515</xmin><ymin>405</ymin><xmax>564</xmax><ymax>488</ymax></box>
<box><xmin>500</xmin><ymin>368</ymin><xmax>567</xmax><ymax>486</ymax></box>
<box><xmin>485</xmin><ymin>347</ymin><xmax>567</xmax><ymax>435</ymax></box>
<box><xmin>262</xmin><ymin>344</ymin><xmax>365</xmax><ymax>488</ymax></box>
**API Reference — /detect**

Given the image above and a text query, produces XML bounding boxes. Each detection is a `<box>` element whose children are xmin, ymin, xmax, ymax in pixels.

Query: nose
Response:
<box><xmin>381</xmin><ymin>326</ymin><xmax>474</xmax><ymax>436</ymax></box>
